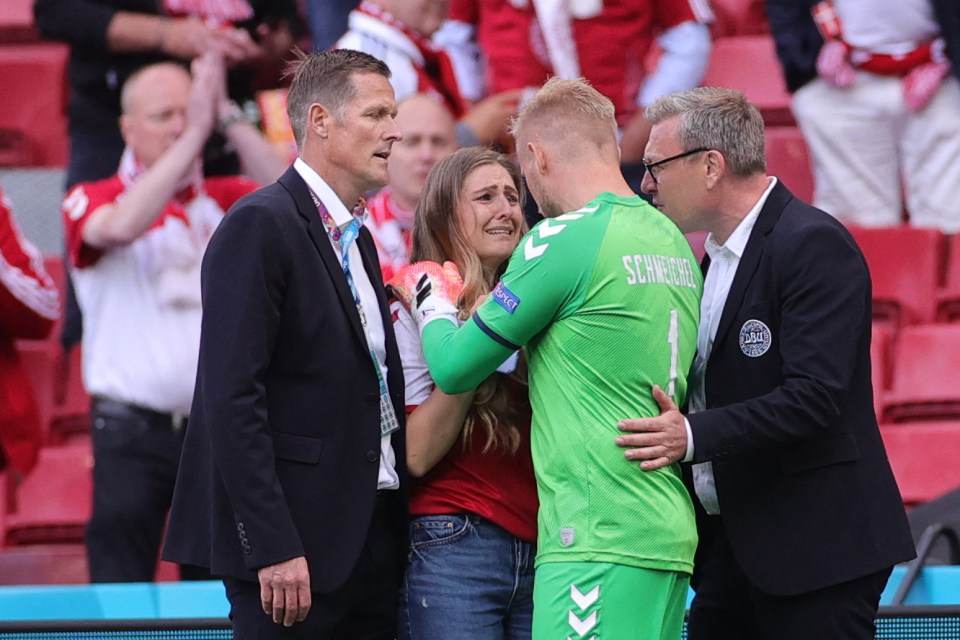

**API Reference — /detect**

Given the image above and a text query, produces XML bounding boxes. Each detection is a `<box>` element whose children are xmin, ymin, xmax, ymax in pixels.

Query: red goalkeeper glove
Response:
<box><xmin>387</xmin><ymin>261</ymin><xmax>463</xmax><ymax>333</ymax></box>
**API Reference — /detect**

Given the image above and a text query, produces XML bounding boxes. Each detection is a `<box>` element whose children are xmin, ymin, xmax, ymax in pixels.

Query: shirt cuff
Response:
<box><xmin>682</xmin><ymin>416</ymin><xmax>694</xmax><ymax>463</ymax></box>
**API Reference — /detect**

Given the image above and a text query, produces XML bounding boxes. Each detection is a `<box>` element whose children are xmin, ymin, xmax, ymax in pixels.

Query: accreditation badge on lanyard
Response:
<box><xmin>309</xmin><ymin>187</ymin><xmax>401</xmax><ymax>437</ymax></box>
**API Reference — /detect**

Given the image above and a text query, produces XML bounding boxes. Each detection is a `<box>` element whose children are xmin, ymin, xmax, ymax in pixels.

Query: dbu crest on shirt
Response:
<box><xmin>739</xmin><ymin>319</ymin><xmax>772</xmax><ymax>357</ymax></box>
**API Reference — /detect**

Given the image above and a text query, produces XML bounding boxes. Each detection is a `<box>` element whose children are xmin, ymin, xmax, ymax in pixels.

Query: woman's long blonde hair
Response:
<box><xmin>411</xmin><ymin>147</ymin><xmax>529</xmax><ymax>453</ymax></box>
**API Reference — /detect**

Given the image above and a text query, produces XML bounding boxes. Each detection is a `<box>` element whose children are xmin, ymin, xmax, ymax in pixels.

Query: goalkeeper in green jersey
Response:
<box><xmin>392</xmin><ymin>77</ymin><xmax>704</xmax><ymax>640</ymax></box>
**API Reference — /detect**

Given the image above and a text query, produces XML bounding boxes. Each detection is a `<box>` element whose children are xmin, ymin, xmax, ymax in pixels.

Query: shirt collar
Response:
<box><xmin>704</xmin><ymin>177</ymin><xmax>777</xmax><ymax>261</ymax></box>
<box><xmin>294</xmin><ymin>157</ymin><xmax>354</xmax><ymax>227</ymax></box>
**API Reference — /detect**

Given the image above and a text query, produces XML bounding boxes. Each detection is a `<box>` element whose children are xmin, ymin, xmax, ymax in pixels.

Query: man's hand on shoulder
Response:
<box><xmin>257</xmin><ymin>556</ymin><xmax>311</xmax><ymax>627</ymax></box>
<box><xmin>616</xmin><ymin>385</ymin><xmax>689</xmax><ymax>471</ymax></box>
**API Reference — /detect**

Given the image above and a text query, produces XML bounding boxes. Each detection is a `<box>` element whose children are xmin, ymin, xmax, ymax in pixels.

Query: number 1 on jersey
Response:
<box><xmin>667</xmin><ymin>309</ymin><xmax>679</xmax><ymax>399</ymax></box>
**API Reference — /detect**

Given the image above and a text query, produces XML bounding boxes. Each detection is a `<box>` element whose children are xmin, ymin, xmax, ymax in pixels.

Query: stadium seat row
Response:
<box><xmin>851</xmin><ymin>226</ymin><xmax>960</xmax><ymax>328</ymax></box>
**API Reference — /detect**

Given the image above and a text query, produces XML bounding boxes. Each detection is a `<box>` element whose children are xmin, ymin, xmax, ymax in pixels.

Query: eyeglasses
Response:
<box><xmin>642</xmin><ymin>148</ymin><xmax>710</xmax><ymax>185</ymax></box>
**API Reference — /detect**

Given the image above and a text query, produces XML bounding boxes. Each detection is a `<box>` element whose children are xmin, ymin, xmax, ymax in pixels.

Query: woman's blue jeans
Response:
<box><xmin>398</xmin><ymin>514</ymin><xmax>536</xmax><ymax>640</ymax></box>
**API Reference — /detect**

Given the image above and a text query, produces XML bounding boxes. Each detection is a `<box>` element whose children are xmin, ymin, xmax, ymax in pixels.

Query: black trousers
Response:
<box><xmin>224</xmin><ymin>491</ymin><xmax>403</xmax><ymax>640</ymax></box>
<box><xmin>688</xmin><ymin>519</ymin><xmax>892</xmax><ymax>640</ymax></box>
<box><xmin>86</xmin><ymin>398</ymin><xmax>206</xmax><ymax>582</ymax></box>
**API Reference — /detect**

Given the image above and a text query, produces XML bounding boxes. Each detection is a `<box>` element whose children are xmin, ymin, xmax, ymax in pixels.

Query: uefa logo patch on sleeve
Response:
<box><xmin>739</xmin><ymin>319</ymin><xmax>772</xmax><ymax>357</ymax></box>
<box><xmin>492</xmin><ymin>282</ymin><xmax>521</xmax><ymax>314</ymax></box>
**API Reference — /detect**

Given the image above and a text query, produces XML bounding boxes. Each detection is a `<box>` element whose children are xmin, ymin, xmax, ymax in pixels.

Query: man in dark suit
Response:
<box><xmin>615</xmin><ymin>86</ymin><xmax>916</xmax><ymax>639</ymax></box>
<box><xmin>162</xmin><ymin>49</ymin><xmax>408</xmax><ymax>639</ymax></box>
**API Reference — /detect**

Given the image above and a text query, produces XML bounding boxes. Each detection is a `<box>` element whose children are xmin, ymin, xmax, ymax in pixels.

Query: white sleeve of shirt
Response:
<box><xmin>683</xmin><ymin>416</ymin><xmax>695</xmax><ymax>463</ymax></box>
<box><xmin>393</xmin><ymin>301</ymin><xmax>436</xmax><ymax>406</ymax></box>
<box><xmin>433</xmin><ymin>19</ymin><xmax>486</xmax><ymax>102</ymax></box>
<box><xmin>637</xmin><ymin>21</ymin><xmax>712</xmax><ymax>107</ymax></box>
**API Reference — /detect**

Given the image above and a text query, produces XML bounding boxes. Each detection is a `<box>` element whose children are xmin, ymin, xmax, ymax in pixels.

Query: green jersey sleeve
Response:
<box><xmin>420</xmin><ymin>205</ymin><xmax>608</xmax><ymax>394</ymax></box>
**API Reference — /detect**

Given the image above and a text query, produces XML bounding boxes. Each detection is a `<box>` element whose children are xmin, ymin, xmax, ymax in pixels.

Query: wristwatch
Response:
<box><xmin>217</xmin><ymin>100</ymin><xmax>248</xmax><ymax>133</ymax></box>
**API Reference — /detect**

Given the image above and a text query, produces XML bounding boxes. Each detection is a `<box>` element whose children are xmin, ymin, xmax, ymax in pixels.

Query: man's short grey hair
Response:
<box><xmin>285</xmin><ymin>49</ymin><xmax>392</xmax><ymax>149</ymax></box>
<box><xmin>646</xmin><ymin>87</ymin><xmax>766</xmax><ymax>177</ymax></box>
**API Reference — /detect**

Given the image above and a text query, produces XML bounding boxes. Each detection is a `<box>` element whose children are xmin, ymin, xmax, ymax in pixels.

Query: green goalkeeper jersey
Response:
<box><xmin>420</xmin><ymin>192</ymin><xmax>702</xmax><ymax>573</ymax></box>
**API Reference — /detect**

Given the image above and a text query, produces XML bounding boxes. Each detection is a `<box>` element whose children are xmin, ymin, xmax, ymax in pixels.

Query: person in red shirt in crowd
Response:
<box><xmin>61</xmin><ymin>53</ymin><xmax>285</xmax><ymax>583</ymax></box>
<box><xmin>337</xmin><ymin>0</ymin><xmax>522</xmax><ymax>150</ymax></box>
<box><xmin>0</xmin><ymin>188</ymin><xmax>60</xmax><ymax>482</ymax></box>
<box><xmin>437</xmin><ymin>0</ymin><xmax>714</xmax><ymax>166</ymax></box>
<box><xmin>387</xmin><ymin>147</ymin><xmax>537</xmax><ymax>639</ymax></box>
<box><xmin>365</xmin><ymin>93</ymin><xmax>458</xmax><ymax>282</ymax></box>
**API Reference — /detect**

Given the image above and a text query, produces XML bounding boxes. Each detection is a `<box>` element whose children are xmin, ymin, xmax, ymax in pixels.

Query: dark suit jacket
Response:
<box><xmin>687</xmin><ymin>181</ymin><xmax>915</xmax><ymax>596</ymax></box>
<box><xmin>163</xmin><ymin>166</ymin><xmax>408</xmax><ymax>592</ymax></box>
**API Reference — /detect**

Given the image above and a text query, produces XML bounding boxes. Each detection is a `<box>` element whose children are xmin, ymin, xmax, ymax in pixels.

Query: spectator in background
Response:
<box><xmin>387</xmin><ymin>147</ymin><xmax>537</xmax><ymax>639</ymax></box>
<box><xmin>33</xmin><ymin>0</ymin><xmax>299</xmax><ymax>189</ymax></box>
<box><xmin>765</xmin><ymin>0</ymin><xmax>960</xmax><ymax>230</ymax></box>
<box><xmin>366</xmin><ymin>93</ymin><xmax>458</xmax><ymax>282</ymax></box>
<box><xmin>0</xmin><ymin>188</ymin><xmax>60</xmax><ymax>483</ymax></box>
<box><xmin>305</xmin><ymin>0</ymin><xmax>359</xmax><ymax>51</ymax></box>
<box><xmin>34</xmin><ymin>0</ymin><xmax>300</xmax><ymax>355</ymax></box>
<box><xmin>337</xmin><ymin>0</ymin><xmax>522</xmax><ymax>149</ymax></box>
<box><xmin>436</xmin><ymin>0</ymin><xmax>714</xmax><ymax>186</ymax></box>
<box><xmin>61</xmin><ymin>54</ymin><xmax>284</xmax><ymax>583</ymax></box>
<box><xmin>618</xmin><ymin>86</ymin><xmax>915</xmax><ymax>639</ymax></box>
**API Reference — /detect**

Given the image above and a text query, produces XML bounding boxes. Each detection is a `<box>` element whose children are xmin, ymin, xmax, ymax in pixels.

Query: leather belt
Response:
<box><xmin>92</xmin><ymin>397</ymin><xmax>188</xmax><ymax>432</ymax></box>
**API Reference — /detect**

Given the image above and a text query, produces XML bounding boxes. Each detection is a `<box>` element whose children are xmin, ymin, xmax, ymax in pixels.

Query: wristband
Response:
<box><xmin>218</xmin><ymin>100</ymin><xmax>248</xmax><ymax>133</ymax></box>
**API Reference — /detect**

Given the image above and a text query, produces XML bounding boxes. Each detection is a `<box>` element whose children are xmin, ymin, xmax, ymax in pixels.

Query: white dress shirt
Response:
<box><xmin>294</xmin><ymin>158</ymin><xmax>400</xmax><ymax>490</ymax></box>
<box><xmin>686</xmin><ymin>177</ymin><xmax>777</xmax><ymax>514</ymax></box>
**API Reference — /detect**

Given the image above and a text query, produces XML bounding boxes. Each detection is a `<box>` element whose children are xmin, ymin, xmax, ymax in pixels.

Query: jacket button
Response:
<box><xmin>366</xmin><ymin>450</ymin><xmax>378</xmax><ymax>462</ymax></box>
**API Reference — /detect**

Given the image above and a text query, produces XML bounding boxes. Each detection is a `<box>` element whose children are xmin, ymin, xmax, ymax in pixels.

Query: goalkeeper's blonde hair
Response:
<box><xmin>412</xmin><ymin>147</ymin><xmax>529</xmax><ymax>454</ymax></box>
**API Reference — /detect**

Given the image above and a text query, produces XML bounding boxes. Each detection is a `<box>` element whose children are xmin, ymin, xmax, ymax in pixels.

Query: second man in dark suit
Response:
<box><xmin>616</xmin><ymin>86</ymin><xmax>916</xmax><ymax>639</ymax></box>
<box><xmin>163</xmin><ymin>49</ymin><xmax>408</xmax><ymax>639</ymax></box>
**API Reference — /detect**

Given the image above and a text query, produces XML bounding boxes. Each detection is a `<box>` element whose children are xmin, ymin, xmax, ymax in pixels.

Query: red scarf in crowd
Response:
<box><xmin>162</xmin><ymin>0</ymin><xmax>253</xmax><ymax>25</ymax></box>
<box><xmin>356</xmin><ymin>2</ymin><xmax>466</xmax><ymax>118</ymax></box>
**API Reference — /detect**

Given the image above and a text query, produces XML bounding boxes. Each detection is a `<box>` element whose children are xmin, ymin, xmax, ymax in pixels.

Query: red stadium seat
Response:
<box><xmin>880</xmin><ymin>423</ymin><xmax>960</xmax><ymax>507</ymax></box>
<box><xmin>16</xmin><ymin>256</ymin><xmax>91</xmax><ymax>443</ymax></box>
<box><xmin>0</xmin><ymin>43</ymin><xmax>69</xmax><ymax>167</ymax></box>
<box><xmin>3</xmin><ymin>441</ymin><xmax>93</xmax><ymax>546</ymax></box>
<box><xmin>710</xmin><ymin>0</ymin><xmax>769</xmax><ymax>37</ymax></box>
<box><xmin>0</xmin><ymin>0</ymin><xmax>38</xmax><ymax>43</ymax></box>
<box><xmin>936</xmin><ymin>233</ymin><xmax>960</xmax><ymax>322</ymax></box>
<box><xmin>14</xmin><ymin>342</ymin><xmax>55</xmax><ymax>442</ymax></box>
<box><xmin>871</xmin><ymin>322</ymin><xmax>893</xmax><ymax>420</ymax></box>
<box><xmin>0</xmin><ymin>544</ymin><xmax>88</xmax><ymax>584</ymax></box>
<box><xmin>765</xmin><ymin>126</ymin><xmax>813</xmax><ymax>204</ymax></box>
<box><xmin>49</xmin><ymin>345</ymin><xmax>91</xmax><ymax>443</ymax></box>
<box><xmin>881</xmin><ymin>324</ymin><xmax>960</xmax><ymax>423</ymax></box>
<box><xmin>847</xmin><ymin>226</ymin><xmax>946</xmax><ymax>328</ymax></box>
<box><xmin>701</xmin><ymin>35</ymin><xmax>793</xmax><ymax>126</ymax></box>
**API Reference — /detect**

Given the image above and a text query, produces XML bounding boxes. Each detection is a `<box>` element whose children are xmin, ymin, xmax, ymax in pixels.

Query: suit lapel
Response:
<box><xmin>712</xmin><ymin>181</ymin><xmax>791</xmax><ymax>352</ymax></box>
<box><xmin>358</xmin><ymin>227</ymin><xmax>390</xmax><ymax>323</ymax></box>
<box><xmin>279</xmin><ymin>167</ymin><xmax>367</xmax><ymax>346</ymax></box>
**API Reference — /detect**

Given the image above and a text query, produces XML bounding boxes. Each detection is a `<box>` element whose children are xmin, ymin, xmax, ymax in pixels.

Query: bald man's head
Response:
<box><xmin>120</xmin><ymin>63</ymin><xmax>191</xmax><ymax>116</ymax></box>
<box><xmin>119</xmin><ymin>63</ymin><xmax>193</xmax><ymax>168</ymax></box>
